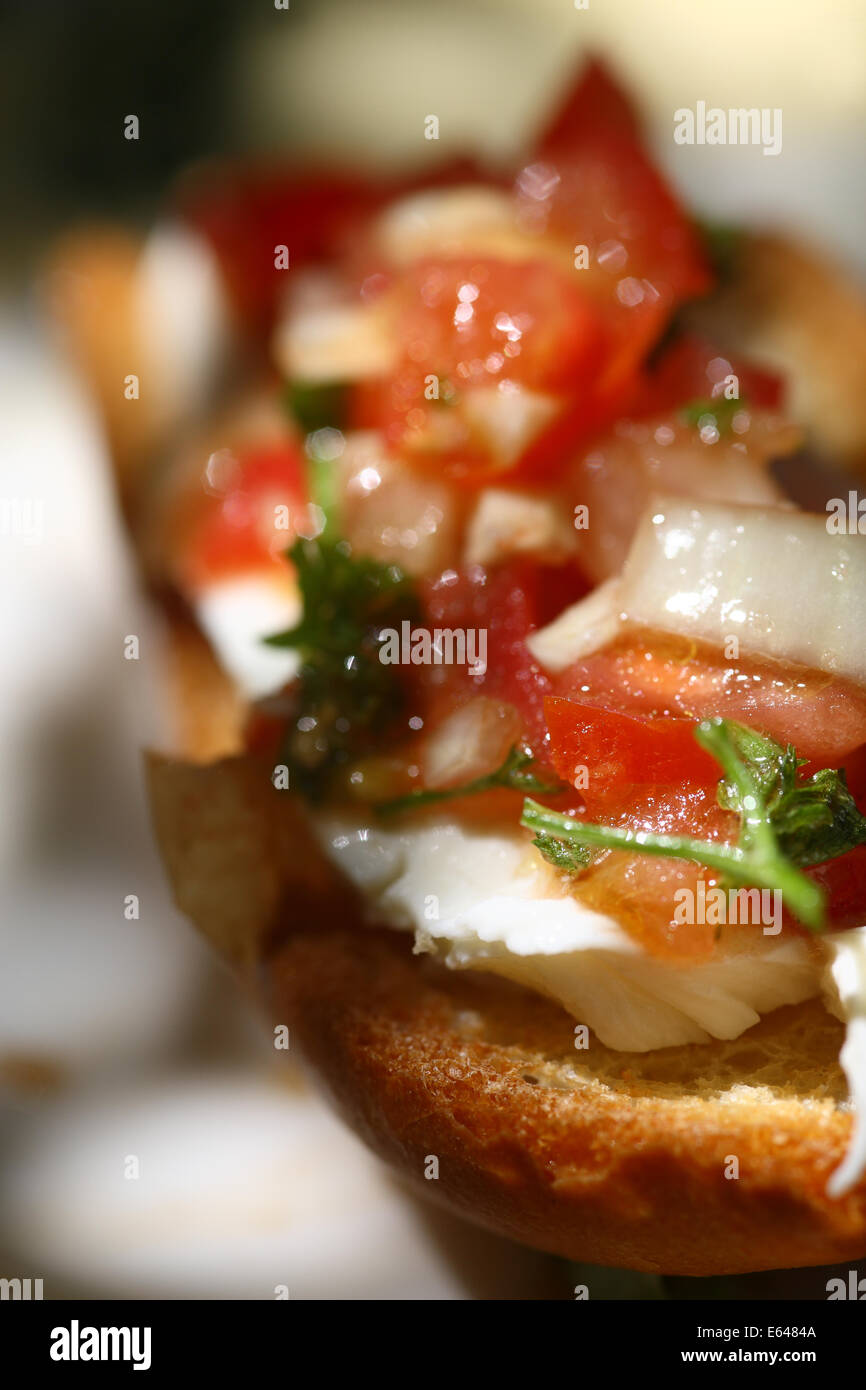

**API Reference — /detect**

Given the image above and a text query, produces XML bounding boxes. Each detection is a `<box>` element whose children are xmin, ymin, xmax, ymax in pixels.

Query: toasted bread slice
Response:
<box><xmin>147</xmin><ymin>751</ymin><xmax>866</xmax><ymax>1275</ymax></box>
<box><xmin>54</xmin><ymin>220</ymin><xmax>866</xmax><ymax>1273</ymax></box>
<box><xmin>686</xmin><ymin>231</ymin><xmax>866</xmax><ymax>471</ymax></box>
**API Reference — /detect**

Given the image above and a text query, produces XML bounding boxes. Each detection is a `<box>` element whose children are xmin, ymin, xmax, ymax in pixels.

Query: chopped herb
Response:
<box><xmin>375</xmin><ymin>745</ymin><xmax>561</xmax><ymax>817</ymax></box>
<box><xmin>715</xmin><ymin>724</ymin><xmax>866</xmax><ymax>870</ymax></box>
<box><xmin>697</xmin><ymin>220</ymin><xmax>743</xmax><ymax>282</ymax></box>
<box><xmin>284</xmin><ymin>380</ymin><xmax>348</xmax><ymax>436</ymax></box>
<box><xmin>680</xmin><ymin>395</ymin><xmax>747</xmax><ymax>435</ymax></box>
<box><xmin>530</xmin><ymin>829</ymin><xmax>597</xmax><ymax>874</ymax></box>
<box><xmin>429</xmin><ymin>375</ymin><xmax>459</xmax><ymax>407</ymax></box>
<box><xmin>522</xmin><ymin>717</ymin><xmax>866</xmax><ymax>932</ymax></box>
<box><xmin>264</xmin><ymin>534</ymin><xmax>419</xmax><ymax>799</ymax></box>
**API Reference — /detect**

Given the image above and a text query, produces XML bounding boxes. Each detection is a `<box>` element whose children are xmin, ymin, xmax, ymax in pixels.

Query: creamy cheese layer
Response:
<box><xmin>194</xmin><ymin>575</ymin><xmax>301</xmax><ymax>700</ymax></box>
<box><xmin>316</xmin><ymin>815</ymin><xmax>866</xmax><ymax>1191</ymax></box>
<box><xmin>315</xmin><ymin>816</ymin><xmax>822</xmax><ymax>1052</ymax></box>
<box><xmin>823</xmin><ymin>926</ymin><xmax>866</xmax><ymax>1195</ymax></box>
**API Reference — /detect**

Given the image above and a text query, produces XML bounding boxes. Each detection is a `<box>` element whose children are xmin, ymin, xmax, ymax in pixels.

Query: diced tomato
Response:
<box><xmin>411</xmin><ymin>560</ymin><xmax>587</xmax><ymax>757</ymax></box>
<box><xmin>570</xmin><ymin>782</ymin><xmax>738</xmax><ymax>960</ymax></box>
<box><xmin>359</xmin><ymin>65</ymin><xmax>714</xmax><ymax>483</ymax></box>
<box><xmin>806</xmin><ymin>845</ymin><xmax>866</xmax><ymax>930</ymax></box>
<box><xmin>179</xmin><ymin>158</ymin><xmax>501</xmax><ymax>339</ymax></box>
<box><xmin>377</xmin><ymin>257</ymin><xmax>608</xmax><ymax>479</ymax></box>
<box><xmin>521</xmin><ymin>63</ymin><xmax>713</xmax><ymax>395</ymax></box>
<box><xmin>544</xmin><ymin>697</ymin><xmax>720</xmax><ymax>813</ymax></box>
<box><xmin>179</xmin><ymin>441</ymin><xmax>307</xmax><ymax>589</ymax></box>
<box><xmin>534</xmin><ymin>58</ymin><xmax>642</xmax><ymax>156</ymax></box>
<box><xmin>543</xmin><ymin>633</ymin><xmax>866</xmax><ymax>950</ymax></box>
<box><xmin>556</xmin><ymin>631</ymin><xmax>866</xmax><ymax>768</ymax></box>
<box><xmin>508</xmin><ymin>72</ymin><xmax>714</xmax><ymax>478</ymax></box>
<box><xmin>632</xmin><ymin>333</ymin><xmax>785</xmax><ymax>416</ymax></box>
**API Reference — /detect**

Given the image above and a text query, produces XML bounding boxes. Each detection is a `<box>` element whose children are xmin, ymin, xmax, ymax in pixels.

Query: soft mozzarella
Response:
<box><xmin>823</xmin><ymin>926</ymin><xmax>866</xmax><ymax>1196</ymax></box>
<box><xmin>194</xmin><ymin>574</ymin><xmax>301</xmax><ymax>700</ymax></box>
<box><xmin>315</xmin><ymin>817</ymin><xmax>820</xmax><ymax>1052</ymax></box>
<box><xmin>620</xmin><ymin>499</ymin><xmax>866</xmax><ymax>683</ymax></box>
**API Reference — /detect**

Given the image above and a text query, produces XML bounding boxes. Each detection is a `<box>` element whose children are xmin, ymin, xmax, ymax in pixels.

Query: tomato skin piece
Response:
<box><xmin>523</xmin><ymin>62</ymin><xmax>712</xmax><ymax>380</ymax></box>
<box><xmin>411</xmin><ymin>561</ymin><xmax>588</xmax><ymax>758</ymax></box>
<box><xmin>545</xmin><ymin>697</ymin><xmax>720</xmax><ymax>812</ymax></box>
<box><xmin>507</xmin><ymin>69</ymin><xmax>714</xmax><ymax>479</ymax></box>
<box><xmin>378</xmin><ymin>257</ymin><xmax>608</xmax><ymax>479</ymax></box>
<box><xmin>179</xmin><ymin>441</ymin><xmax>307</xmax><ymax>589</ymax></box>
<box><xmin>632</xmin><ymin>334</ymin><xmax>785</xmax><ymax>416</ymax></box>
<box><xmin>535</xmin><ymin>59</ymin><xmax>642</xmax><ymax>156</ymax></box>
<box><xmin>557</xmin><ymin>632</ymin><xmax>866</xmax><ymax>769</ymax></box>
<box><xmin>806</xmin><ymin>845</ymin><xmax>866</xmax><ymax>931</ymax></box>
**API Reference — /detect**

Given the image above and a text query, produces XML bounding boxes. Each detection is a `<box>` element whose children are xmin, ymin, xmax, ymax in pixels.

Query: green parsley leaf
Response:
<box><xmin>264</xmin><ymin>534</ymin><xmax>420</xmax><ymax>801</ymax></box>
<box><xmin>522</xmin><ymin>717</ymin><xmax>866</xmax><ymax>932</ymax></box>
<box><xmin>375</xmin><ymin>745</ymin><xmax>561</xmax><ymax>817</ymax></box>
<box><xmin>284</xmin><ymin>380</ymin><xmax>348</xmax><ymax>436</ymax></box>
<box><xmin>696</xmin><ymin>220</ymin><xmax>744</xmax><ymax>282</ymax></box>
<box><xmin>767</xmin><ymin>767</ymin><xmax>866</xmax><ymax>869</ymax></box>
<box><xmin>530</xmin><ymin>829</ymin><xmax>597</xmax><ymax>874</ymax></box>
<box><xmin>680</xmin><ymin>395</ymin><xmax>747</xmax><ymax>435</ymax></box>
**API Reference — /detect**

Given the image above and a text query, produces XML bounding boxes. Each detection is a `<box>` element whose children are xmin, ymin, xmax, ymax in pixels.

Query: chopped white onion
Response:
<box><xmin>274</xmin><ymin>300</ymin><xmax>396</xmax><ymax>383</ymax></box>
<box><xmin>465</xmin><ymin>485</ymin><xmax>577</xmax><ymax>568</ymax></box>
<box><xmin>526</xmin><ymin>577</ymin><xmax>625</xmax><ymax>673</ymax></box>
<box><xmin>566</xmin><ymin>416</ymin><xmax>792</xmax><ymax>584</ymax></box>
<box><xmin>620</xmin><ymin>499</ymin><xmax>866</xmax><ymax>684</ymax></box>
<box><xmin>423</xmin><ymin>698</ymin><xmax>520</xmax><ymax>789</ymax></box>
<box><xmin>460</xmin><ymin>386</ymin><xmax>560</xmax><ymax>470</ymax></box>
<box><xmin>338</xmin><ymin>431</ymin><xmax>460</xmax><ymax>577</ymax></box>
<box><xmin>374</xmin><ymin>186</ymin><xmax>522</xmax><ymax>266</ymax></box>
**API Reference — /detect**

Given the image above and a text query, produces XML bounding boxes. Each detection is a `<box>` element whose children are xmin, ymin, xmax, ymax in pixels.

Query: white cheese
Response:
<box><xmin>823</xmin><ymin>926</ymin><xmax>866</xmax><ymax>1196</ymax></box>
<box><xmin>315</xmin><ymin>816</ymin><xmax>819</xmax><ymax>1053</ymax></box>
<box><xmin>194</xmin><ymin>574</ymin><xmax>301</xmax><ymax>700</ymax></box>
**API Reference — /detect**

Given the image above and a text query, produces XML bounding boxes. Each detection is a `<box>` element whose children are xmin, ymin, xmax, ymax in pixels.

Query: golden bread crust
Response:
<box><xmin>148</xmin><ymin>752</ymin><xmax>866</xmax><ymax>1275</ymax></box>
<box><xmin>266</xmin><ymin>930</ymin><xmax>866</xmax><ymax>1275</ymax></box>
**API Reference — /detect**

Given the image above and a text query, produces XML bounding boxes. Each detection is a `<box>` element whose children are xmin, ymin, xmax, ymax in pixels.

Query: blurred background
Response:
<box><xmin>1</xmin><ymin>0</ymin><xmax>864</xmax><ymax>1299</ymax></box>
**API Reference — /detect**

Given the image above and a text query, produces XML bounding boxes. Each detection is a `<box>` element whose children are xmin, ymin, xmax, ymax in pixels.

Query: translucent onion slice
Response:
<box><xmin>275</xmin><ymin>295</ymin><xmax>396</xmax><ymax>383</ymax></box>
<box><xmin>526</xmin><ymin>577</ymin><xmax>624</xmax><ymax>673</ymax></box>
<box><xmin>465</xmin><ymin>485</ymin><xmax>577</xmax><ymax>569</ymax></box>
<box><xmin>460</xmin><ymin>386</ymin><xmax>560</xmax><ymax>471</ymax></box>
<box><xmin>338</xmin><ymin>431</ymin><xmax>462</xmax><ymax>577</ymax></box>
<box><xmin>423</xmin><ymin>698</ymin><xmax>521</xmax><ymax>790</ymax></box>
<box><xmin>619</xmin><ymin>499</ymin><xmax>866</xmax><ymax>684</ymax></box>
<box><xmin>567</xmin><ymin>414</ymin><xmax>795</xmax><ymax>583</ymax></box>
<box><xmin>375</xmin><ymin>187</ymin><xmax>531</xmax><ymax>268</ymax></box>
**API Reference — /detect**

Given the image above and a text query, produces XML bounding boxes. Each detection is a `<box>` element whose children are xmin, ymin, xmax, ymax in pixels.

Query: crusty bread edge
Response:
<box><xmin>55</xmin><ymin>223</ymin><xmax>866</xmax><ymax>1272</ymax></box>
